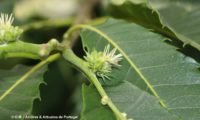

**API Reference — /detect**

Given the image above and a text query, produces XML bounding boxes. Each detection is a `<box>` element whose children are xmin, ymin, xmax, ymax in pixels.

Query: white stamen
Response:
<box><xmin>103</xmin><ymin>44</ymin><xmax>123</xmax><ymax>66</ymax></box>
<box><xmin>0</xmin><ymin>13</ymin><xmax>14</xmax><ymax>26</ymax></box>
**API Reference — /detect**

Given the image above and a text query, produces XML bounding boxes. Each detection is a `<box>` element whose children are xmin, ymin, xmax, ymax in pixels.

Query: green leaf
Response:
<box><xmin>82</xmin><ymin>82</ymin><xmax>179</xmax><ymax>120</ymax></box>
<box><xmin>107</xmin><ymin>0</ymin><xmax>200</xmax><ymax>51</ymax></box>
<box><xmin>0</xmin><ymin>65</ymin><xmax>47</xmax><ymax>120</ymax></box>
<box><xmin>80</xmin><ymin>18</ymin><xmax>200</xmax><ymax>119</ymax></box>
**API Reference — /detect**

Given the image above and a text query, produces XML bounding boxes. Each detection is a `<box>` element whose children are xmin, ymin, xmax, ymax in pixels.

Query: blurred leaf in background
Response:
<box><xmin>14</xmin><ymin>0</ymin><xmax>79</xmax><ymax>21</ymax></box>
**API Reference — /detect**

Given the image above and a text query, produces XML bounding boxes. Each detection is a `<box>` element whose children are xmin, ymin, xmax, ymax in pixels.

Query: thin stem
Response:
<box><xmin>0</xmin><ymin>41</ymin><xmax>42</xmax><ymax>59</ymax></box>
<box><xmin>0</xmin><ymin>53</ymin><xmax>61</xmax><ymax>101</ymax></box>
<box><xmin>63</xmin><ymin>49</ymin><xmax>127</xmax><ymax>120</ymax></box>
<box><xmin>0</xmin><ymin>39</ymin><xmax>63</xmax><ymax>59</ymax></box>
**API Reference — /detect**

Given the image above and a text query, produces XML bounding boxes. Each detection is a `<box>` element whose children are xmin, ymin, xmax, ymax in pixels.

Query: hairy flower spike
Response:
<box><xmin>0</xmin><ymin>13</ymin><xmax>23</xmax><ymax>44</ymax></box>
<box><xmin>103</xmin><ymin>44</ymin><xmax>123</xmax><ymax>66</ymax></box>
<box><xmin>84</xmin><ymin>44</ymin><xmax>123</xmax><ymax>80</ymax></box>
<box><xmin>0</xmin><ymin>13</ymin><xmax>14</xmax><ymax>26</ymax></box>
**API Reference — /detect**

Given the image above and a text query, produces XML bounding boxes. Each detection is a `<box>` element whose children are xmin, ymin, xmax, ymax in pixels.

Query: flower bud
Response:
<box><xmin>0</xmin><ymin>13</ymin><xmax>23</xmax><ymax>44</ymax></box>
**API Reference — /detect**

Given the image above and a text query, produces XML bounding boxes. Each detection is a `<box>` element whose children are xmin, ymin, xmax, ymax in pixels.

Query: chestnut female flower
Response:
<box><xmin>0</xmin><ymin>13</ymin><xmax>23</xmax><ymax>44</ymax></box>
<box><xmin>84</xmin><ymin>44</ymin><xmax>123</xmax><ymax>80</ymax></box>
